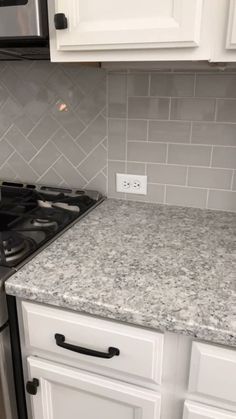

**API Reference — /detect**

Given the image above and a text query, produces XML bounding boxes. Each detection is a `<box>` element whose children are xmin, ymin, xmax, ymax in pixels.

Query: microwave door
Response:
<box><xmin>0</xmin><ymin>0</ymin><xmax>42</xmax><ymax>38</ymax></box>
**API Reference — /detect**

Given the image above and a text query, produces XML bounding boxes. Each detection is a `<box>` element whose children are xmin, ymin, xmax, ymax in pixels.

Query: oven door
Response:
<box><xmin>0</xmin><ymin>325</ymin><xmax>17</xmax><ymax>419</ymax></box>
<box><xmin>0</xmin><ymin>0</ymin><xmax>48</xmax><ymax>39</ymax></box>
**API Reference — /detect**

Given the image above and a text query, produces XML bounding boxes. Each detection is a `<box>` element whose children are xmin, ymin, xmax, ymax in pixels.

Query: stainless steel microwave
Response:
<box><xmin>0</xmin><ymin>0</ymin><xmax>49</xmax><ymax>59</ymax></box>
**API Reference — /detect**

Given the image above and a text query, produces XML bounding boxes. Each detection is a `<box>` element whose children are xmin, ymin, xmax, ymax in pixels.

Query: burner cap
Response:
<box><xmin>31</xmin><ymin>218</ymin><xmax>58</xmax><ymax>230</ymax></box>
<box><xmin>0</xmin><ymin>232</ymin><xmax>36</xmax><ymax>266</ymax></box>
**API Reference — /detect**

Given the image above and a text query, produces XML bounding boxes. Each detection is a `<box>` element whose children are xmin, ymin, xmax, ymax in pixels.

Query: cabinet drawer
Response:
<box><xmin>188</xmin><ymin>342</ymin><xmax>236</xmax><ymax>404</ymax></box>
<box><xmin>183</xmin><ymin>401</ymin><xmax>236</xmax><ymax>419</ymax></box>
<box><xmin>22</xmin><ymin>301</ymin><xmax>163</xmax><ymax>386</ymax></box>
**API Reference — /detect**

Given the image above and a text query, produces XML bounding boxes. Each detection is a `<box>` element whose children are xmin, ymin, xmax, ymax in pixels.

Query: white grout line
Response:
<box><xmin>209</xmin><ymin>146</ymin><xmax>214</xmax><ymax>167</ymax></box>
<box><xmin>206</xmin><ymin>189</ymin><xmax>210</xmax><ymax>209</ymax></box>
<box><xmin>230</xmin><ymin>170</ymin><xmax>235</xmax><ymax>190</ymax></box>
<box><xmin>193</xmin><ymin>73</ymin><xmax>197</xmax><ymax>96</ymax></box>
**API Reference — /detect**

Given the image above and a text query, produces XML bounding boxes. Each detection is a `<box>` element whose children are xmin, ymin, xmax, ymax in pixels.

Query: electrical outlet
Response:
<box><xmin>116</xmin><ymin>173</ymin><xmax>147</xmax><ymax>195</ymax></box>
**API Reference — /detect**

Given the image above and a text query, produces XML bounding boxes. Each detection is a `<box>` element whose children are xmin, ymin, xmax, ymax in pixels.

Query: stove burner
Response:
<box><xmin>0</xmin><ymin>232</ymin><xmax>36</xmax><ymax>266</ymax></box>
<box><xmin>31</xmin><ymin>218</ymin><xmax>58</xmax><ymax>230</ymax></box>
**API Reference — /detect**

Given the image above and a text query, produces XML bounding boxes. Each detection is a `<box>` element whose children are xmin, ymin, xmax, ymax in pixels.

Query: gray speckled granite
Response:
<box><xmin>5</xmin><ymin>199</ymin><xmax>236</xmax><ymax>347</ymax></box>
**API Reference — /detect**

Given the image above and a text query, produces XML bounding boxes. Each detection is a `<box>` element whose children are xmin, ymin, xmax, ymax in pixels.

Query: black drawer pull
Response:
<box><xmin>55</xmin><ymin>334</ymin><xmax>120</xmax><ymax>359</ymax></box>
<box><xmin>54</xmin><ymin>13</ymin><xmax>68</xmax><ymax>30</ymax></box>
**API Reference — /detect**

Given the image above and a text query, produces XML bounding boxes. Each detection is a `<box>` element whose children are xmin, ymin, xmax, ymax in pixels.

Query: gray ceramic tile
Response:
<box><xmin>128</xmin><ymin>97</ymin><xmax>169</xmax><ymax>120</ymax></box>
<box><xmin>127</xmin><ymin>74</ymin><xmax>149</xmax><ymax>96</ymax></box>
<box><xmin>208</xmin><ymin>190</ymin><xmax>236</xmax><ymax>212</ymax></box>
<box><xmin>150</xmin><ymin>74</ymin><xmax>194</xmax><ymax>97</ymax></box>
<box><xmin>171</xmin><ymin>98</ymin><xmax>215</xmax><ymax>121</ymax></box>
<box><xmin>0</xmin><ymin>62</ymin><xmax>107</xmax><ymax>193</ymax></box>
<box><xmin>195</xmin><ymin>74</ymin><xmax>236</xmax><ymax>98</ymax></box>
<box><xmin>166</xmin><ymin>186</ymin><xmax>207</xmax><ymax>209</ymax></box>
<box><xmin>51</xmin><ymin>101</ymin><xmax>85</xmax><ymax>139</ymax></box>
<box><xmin>192</xmin><ymin>122</ymin><xmax>236</xmax><ymax>146</ymax></box>
<box><xmin>168</xmin><ymin>144</ymin><xmax>211</xmax><ymax>166</ymax></box>
<box><xmin>7</xmin><ymin>152</ymin><xmax>38</xmax><ymax>182</ymax></box>
<box><xmin>149</xmin><ymin>120</ymin><xmax>191</xmax><ymax>143</ymax></box>
<box><xmin>108</xmin><ymin>118</ymin><xmax>126</xmax><ymax>160</ymax></box>
<box><xmin>85</xmin><ymin>172</ymin><xmax>107</xmax><ymax>196</ymax></box>
<box><xmin>28</xmin><ymin>115</ymin><xmax>59</xmax><ymax>149</ymax></box>
<box><xmin>0</xmin><ymin>139</ymin><xmax>14</xmax><ymax>166</ymax></box>
<box><xmin>78</xmin><ymin>145</ymin><xmax>107</xmax><ymax>181</ymax></box>
<box><xmin>147</xmin><ymin>164</ymin><xmax>187</xmax><ymax>185</ymax></box>
<box><xmin>14</xmin><ymin>113</ymin><xmax>35</xmax><ymax>136</ymax></box>
<box><xmin>216</xmin><ymin>99</ymin><xmax>236</xmax><ymax>122</ymax></box>
<box><xmin>76</xmin><ymin>115</ymin><xmax>106</xmax><ymax>154</ymax></box>
<box><xmin>212</xmin><ymin>147</ymin><xmax>236</xmax><ymax>169</ymax></box>
<box><xmin>30</xmin><ymin>142</ymin><xmax>61</xmax><ymax>176</ymax></box>
<box><xmin>127</xmin><ymin>183</ymin><xmax>165</xmax><ymax>203</ymax></box>
<box><xmin>53</xmin><ymin>156</ymin><xmax>86</xmax><ymax>187</ymax></box>
<box><xmin>5</xmin><ymin>126</ymin><xmax>36</xmax><ymax>161</ymax></box>
<box><xmin>188</xmin><ymin>167</ymin><xmax>232</xmax><ymax>189</ymax></box>
<box><xmin>127</xmin><ymin>141</ymin><xmax>167</xmax><ymax>163</ymax></box>
<box><xmin>77</xmin><ymin>79</ymin><xmax>106</xmax><ymax>124</ymax></box>
<box><xmin>108</xmin><ymin>160</ymin><xmax>126</xmax><ymax>199</ymax></box>
<box><xmin>52</xmin><ymin>129</ymin><xmax>86</xmax><ymax>167</ymax></box>
<box><xmin>39</xmin><ymin>168</ymin><xmax>63</xmax><ymax>186</ymax></box>
<box><xmin>127</xmin><ymin>162</ymin><xmax>146</xmax><ymax>175</ymax></box>
<box><xmin>108</xmin><ymin>74</ymin><xmax>127</xmax><ymax>118</ymax></box>
<box><xmin>46</xmin><ymin>68</ymin><xmax>84</xmax><ymax>109</ymax></box>
<box><xmin>127</xmin><ymin>120</ymin><xmax>147</xmax><ymax>141</ymax></box>
<box><xmin>0</xmin><ymin>162</ymin><xmax>17</xmax><ymax>180</ymax></box>
<box><xmin>0</xmin><ymin>98</ymin><xmax>22</xmax><ymax>136</ymax></box>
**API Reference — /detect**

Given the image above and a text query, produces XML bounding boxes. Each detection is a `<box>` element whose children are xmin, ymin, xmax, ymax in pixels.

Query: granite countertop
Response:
<box><xmin>5</xmin><ymin>199</ymin><xmax>236</xmax><ymax>347</ymax></box>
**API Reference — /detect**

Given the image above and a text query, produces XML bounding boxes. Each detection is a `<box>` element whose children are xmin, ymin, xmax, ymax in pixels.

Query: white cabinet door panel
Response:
<box><xmin>27</xmin><ymin>357</ymin><xmax>161</xmax><ymax>419</ymax></box>
<box><xmin>183</xmin><ymin>401</ymin><xmax>236</xmax><ymax>419</ymax></box>
<box><xmin>188</xmin><ymin>342</ymin><xmax>236</xmax><ymax>404</ymax></box>
<box><xmin>226</xmin><ymin>0</ymin><xmax>236</xmax><ymax>49</ymax></box>
<box><xmin>54</xmin><ymin>0</ymin><xmax>203</xmax><ymax>51</ymax></box>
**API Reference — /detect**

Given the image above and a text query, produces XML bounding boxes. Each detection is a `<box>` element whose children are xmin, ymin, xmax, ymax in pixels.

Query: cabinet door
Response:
<box><xmin>183</xmin><ymin>401</ymin><xmax>236</xmax><ymax>419</ymax></box>
<box><xmin>226</xmin><ymin>0</ymin><xmax>236</xmax><ymax>49</ymax></box>
<box><xmin>53</xmin><ymin>0</ymin><xmax>203</xmax><ymax>51</ymax></box>
<box><xmin>27</xmin><ymin>357</ymin><xmax>161</xmax><ymax>419</ymax></box>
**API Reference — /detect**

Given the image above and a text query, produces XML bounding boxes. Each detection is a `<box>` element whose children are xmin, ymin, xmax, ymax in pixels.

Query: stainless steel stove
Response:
<box><xmin>0</xmin><ymin>180</ymin><xmax>103</xmax><ymax>419</ymax></box>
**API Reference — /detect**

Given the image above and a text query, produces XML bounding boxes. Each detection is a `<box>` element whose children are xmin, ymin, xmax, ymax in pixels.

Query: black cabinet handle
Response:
<box><xmin>55</xmin><ymin>334</ymin><xmax>120</xmax><ymax>359</ymax></box>
<box><xmin>26</xmin><ymin>379</ymin><xmax>39</xmax><ymax>396</ymax></box>
<box><xmin>54</xmin><ymin>13</ymin><xmax>68</xmax><ymax>30</ymax></box>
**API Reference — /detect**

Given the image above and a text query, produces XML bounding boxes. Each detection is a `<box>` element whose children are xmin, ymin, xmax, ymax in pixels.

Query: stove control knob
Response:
<box><xmin>26</xmin><ymin>378</ymin><xmax>39</xmax><ymax>395</ymax></box>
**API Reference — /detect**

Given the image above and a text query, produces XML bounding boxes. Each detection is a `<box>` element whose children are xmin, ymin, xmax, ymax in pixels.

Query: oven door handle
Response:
<box><xmin>54</xmin><ymin>334</ymin><xmax>120</xmax><ymax>359</ymax></box>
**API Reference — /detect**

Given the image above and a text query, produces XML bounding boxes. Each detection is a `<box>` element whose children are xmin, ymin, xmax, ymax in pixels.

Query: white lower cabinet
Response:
<box><xmin>183</xmin><ymin>401</ymin><xmax>236</xmax><ymax>419</ymax></box>
<box><xmin>27</xmin><ymin>356</ymin><xmax>161</xmax><ymax>419</ymax></box>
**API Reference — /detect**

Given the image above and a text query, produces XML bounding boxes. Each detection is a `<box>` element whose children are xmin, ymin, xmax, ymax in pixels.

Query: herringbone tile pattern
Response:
<box><xmin>0</xmin><ymin>61</ymin><xmax>107</xmax><ymax>194</ymax></box>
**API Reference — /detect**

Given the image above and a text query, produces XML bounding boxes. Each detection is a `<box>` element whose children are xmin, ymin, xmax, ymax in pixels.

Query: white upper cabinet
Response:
<box><xmin>226</xmin><ymin>0</ymin><xmax>236</xmax><ymax>49</ymax></box>
<box><xmin>212</xmin><ymin>0</ymin><xmax>236</xmax><ymax>61</ymax></box>
<box><xmin>49</xmin><ymin>0</ymin><xmax>213</xmax><ymax>62</ymax></box>
<box><xmin>54</xmin><ymin>0</ymin><xmax>203</xmax><ymax>50</ymax></box>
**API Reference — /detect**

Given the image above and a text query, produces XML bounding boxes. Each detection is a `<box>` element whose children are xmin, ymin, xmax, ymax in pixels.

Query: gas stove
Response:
<box><xmin>0</xmin><ymin>181</ymin><xmax>103</xmax><ymax>276</ymax></box>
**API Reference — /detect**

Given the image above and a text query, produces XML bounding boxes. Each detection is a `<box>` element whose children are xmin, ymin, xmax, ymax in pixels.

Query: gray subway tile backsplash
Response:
<box><xmin>150</xmin><ymin>74</ymin><xmax>195</xmax><ymax>97</ymax></box>
<box><xmin>148</xmin><ymin>120</ymin><xmax>191</xmax><ymax>143</ymax></box>
<box><xmin>0</xmin><ymin>63</ymin><xmax>235</xmax><ymax>212</ymax></box>
<box><xmin>191</xmin><ymin>122</ymin><xmax>236</xmax><ymax>146</ymax></box>
<box><xmin>127</xmin><ymin>141</ymin><xmax>167</xmax><ymax>163</ymax></box>
<box><xmin>212</xmin><ymin>147</ymin><xmax>236</xmax><ymax>169</ymax></box>
<box><xmin>128</xmin><ymin>97</ymin><xmax>170</xmax><ymax>120</ymax></box>
<box><xmin>168</xmin><ymin>144</ymin><xmax>212</xmax><ymax>166</ymax></box>
<box><xmin>216</xmin><ymin>99</ymin><xmax>236</xmax><ymax>122</ymax></box>
<box><xmin>170</xmin><ymin>98</ymin><xmax>216</xmax><ymax>121</ymax></box>
<box><xmin>195</xmin><ymin>74</ymin><xmax>236</xmax><ymax>98</ymax></box>
<box><xmin>108</xmin><ymin>71</ymin><xmax>236</xmax><ymax>212</ymax></box>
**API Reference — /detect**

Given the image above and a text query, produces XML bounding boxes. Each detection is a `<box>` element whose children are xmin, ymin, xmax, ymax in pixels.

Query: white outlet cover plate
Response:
<box><xmin>116</xmin><ymin>173</ymin><xmax>147</xmax><ymax>195</ymax></box>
